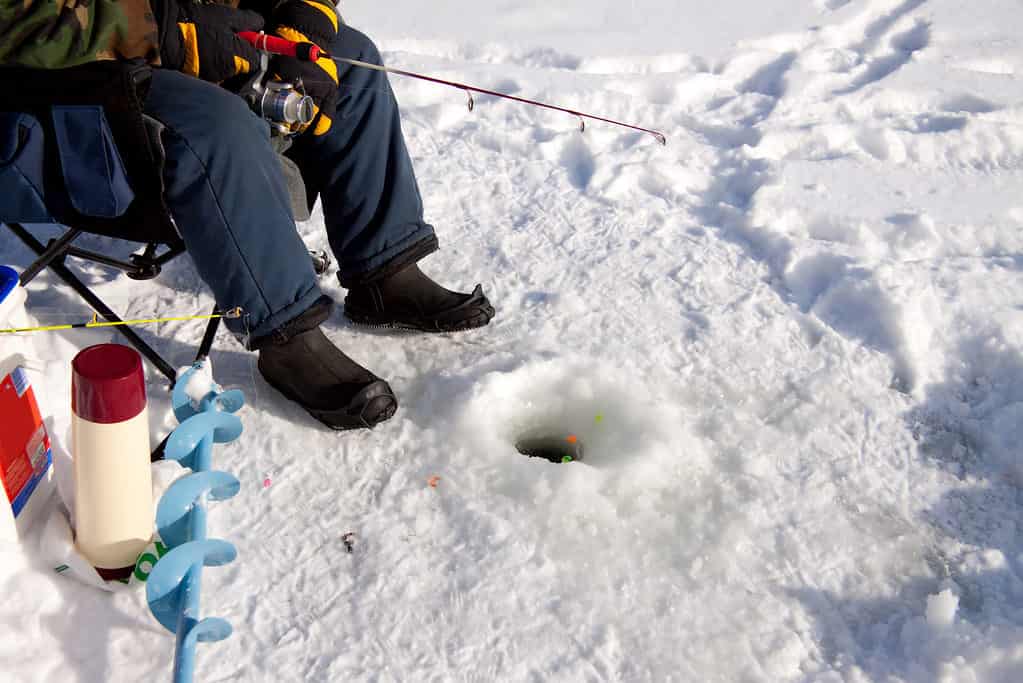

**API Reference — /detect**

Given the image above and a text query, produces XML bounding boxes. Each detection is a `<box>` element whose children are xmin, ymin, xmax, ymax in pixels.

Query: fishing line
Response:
<box><xmin>0</xmin><ymin>308</ymin><xmax>243</xmax><ymax>335</ymax></box>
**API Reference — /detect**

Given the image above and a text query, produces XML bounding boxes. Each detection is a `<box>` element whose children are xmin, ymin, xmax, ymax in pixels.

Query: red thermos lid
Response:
<box><xmin>72</xmin><ymin>344</ymin><xmax>147</xmax><ymax>424</ymax></box>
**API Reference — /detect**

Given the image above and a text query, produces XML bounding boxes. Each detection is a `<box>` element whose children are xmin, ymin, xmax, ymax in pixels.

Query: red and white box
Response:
<box><xmin>0</xmin><ymin>364</ymin><xmax>55</xmax><ymax>542</ymax></box>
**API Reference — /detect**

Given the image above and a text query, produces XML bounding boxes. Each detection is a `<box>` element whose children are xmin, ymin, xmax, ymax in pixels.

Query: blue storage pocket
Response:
<box><xmin>0</xmin><ymin>111</ymin><xmax>54</xmax><ymax>222</ymax></box>
<box><xmin>51</xmin><ymin>105</ymin><xmax>134</xmax><ymax>218</ymax></box>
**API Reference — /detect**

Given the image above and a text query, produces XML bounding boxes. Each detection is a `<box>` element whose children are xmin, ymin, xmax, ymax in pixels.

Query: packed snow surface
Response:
<box><xmin>3</xmin><ymin>0</ymin><xmax>1023</xmax><ymax>681</ymax></box>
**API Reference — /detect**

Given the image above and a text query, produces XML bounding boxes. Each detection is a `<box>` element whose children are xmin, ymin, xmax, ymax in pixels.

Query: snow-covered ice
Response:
<box><xmin>2</xmin><ymin>0</ymin><xmax>1023</xmax><ymax>681</ymax></box>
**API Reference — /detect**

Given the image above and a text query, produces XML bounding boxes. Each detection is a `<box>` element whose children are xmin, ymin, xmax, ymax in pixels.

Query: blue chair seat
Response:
<box><xmin>0</xmin><ymin>107</ymin><xmax>134</xmax><ymax>224</ymax></box>
<box><xmin>0</xmin><ymin>61</ymin><xmax>191</xmax><ymax>384</ymax></box>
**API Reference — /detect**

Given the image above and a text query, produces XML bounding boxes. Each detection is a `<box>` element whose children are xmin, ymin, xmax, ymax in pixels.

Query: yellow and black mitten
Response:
<box><xmin>269</xmin><ymin>0</ymin><xmax>340</xmax><ymax>136</ymax></box>
<box><xmin>155</xmin><ymin>0</ymin><xmax>266</xmax><ymax>82</ymax></box>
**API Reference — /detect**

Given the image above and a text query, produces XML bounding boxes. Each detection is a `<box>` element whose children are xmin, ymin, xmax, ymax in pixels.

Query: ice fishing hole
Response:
<box><xmin>515</xmin><ymin>433</ymin><xmax>584</xmax><ymax>464</ymax></box>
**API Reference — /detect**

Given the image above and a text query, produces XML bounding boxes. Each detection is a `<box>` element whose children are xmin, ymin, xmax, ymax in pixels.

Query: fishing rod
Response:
<box><xmin>0</xmin><ymin>308</ymin><xmax>242</xmax><ymax>335</ymax></box>
<box><xmin>238</xmin><ymin>32</ymin><xmax>667</xmax><ymax>145</ymax></box>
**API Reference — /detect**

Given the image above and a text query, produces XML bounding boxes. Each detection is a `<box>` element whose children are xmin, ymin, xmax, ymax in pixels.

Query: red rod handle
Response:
<box><xmin>238</xmin><ymin>31</ymin><xmax>323</xmax><ymax>61</ymax></box>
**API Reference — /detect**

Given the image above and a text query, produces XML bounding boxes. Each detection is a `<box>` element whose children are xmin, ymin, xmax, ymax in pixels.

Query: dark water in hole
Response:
<box><xmin>515</xmin><ymin>434</ymin><xmax>584</xmax><ymax>463</ymax></box>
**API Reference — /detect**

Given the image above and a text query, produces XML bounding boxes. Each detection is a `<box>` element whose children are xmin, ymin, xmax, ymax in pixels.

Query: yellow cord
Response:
<box><xmin>0</xmin><ymin>308</ymin><xmax>243</xmax><ymax>335</ymax></box>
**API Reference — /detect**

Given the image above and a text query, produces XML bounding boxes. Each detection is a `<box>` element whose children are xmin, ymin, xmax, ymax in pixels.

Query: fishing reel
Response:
<box><xmin>236</xmin><ymin>51</ymin><xmax>314</xmax><ymax>136</ymax></box>
<box><xmin>256</xmin><ymin>80</ymin><xmax>313</xmax><ymax>134</ymax></box>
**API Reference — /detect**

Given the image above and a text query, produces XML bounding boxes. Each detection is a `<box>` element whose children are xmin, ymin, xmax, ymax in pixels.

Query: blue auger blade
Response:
<box><xmin>172</xmin><ymin>391</ymin><xmax>198</xmax><ymax>423</ymax></box>
<box><xmin>173</xmin><ymin>364</ymin><xmax>245</xmax><ymax>423</ymax></box>
<box><xmin>164</xmin><ymin>412</ymin><xmax>244</xmax><ymax>468</ymax></box>
<box><xmin>173</xmin><ymin>617</ymin><xmax>234</xmax><ymax>683</ymax></box>
<box><xmin>157</xmin><ymin>471</ymin><xmax>241</xmax><ymax>549</ymax></box>
<box><xmin>147</xmin><ymin>583</ymin><xmax>183</xmax><ymax>636</ymax></box>
<box><xmin>172</xmin><ymin>365</ymin><xmax>209</xmax><ymax>423</ymax></box>
<box><xmin>147</xmin><ymin>540</ymin><xmax>237</xmax><ymax>634</ymax></box>
<box><xmin>214</xmin><ymin>389</ymin><xmax>245</xmax><ymax>414</ymax></box>
<box><xmin>185</xmin><ymin>617</ymin><xmax>233</xmax><ymax>645</ymax></box>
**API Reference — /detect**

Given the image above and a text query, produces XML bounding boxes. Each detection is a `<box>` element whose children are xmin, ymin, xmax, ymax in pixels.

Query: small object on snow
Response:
<box><xmin>342</xmin><ymin>532</ymin><xmax>356</xmax><ymax>553</ymax></box>
<box><xmin>427</xmin><ymin>475</ymin><xmax>441</xmax><ymax>488</ymax></box>
<box><xmin>262</xmin><ymin>474</ymin><xmax>272</xmax><ymax>489</ymax></box>
<box><xmin>594</xmin><ymin>414</ymin><xmax>604</xmax><ymax>424</ymax></box>
<box><xmin>516</xmin><ymin>433</ymin><xmax>584</xmax><ymax>464</ymax></box>
<box><xmin>309</xmin><ymin>250</ymin><xmax>332</xmax><ymax>276</ymax></box>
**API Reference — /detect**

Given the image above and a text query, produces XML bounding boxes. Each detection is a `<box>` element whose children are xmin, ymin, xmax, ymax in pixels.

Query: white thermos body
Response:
<box><xmin>71</xmin><ymin>344</ymin><xmax>153</xmax><ymax>580</ymax></box>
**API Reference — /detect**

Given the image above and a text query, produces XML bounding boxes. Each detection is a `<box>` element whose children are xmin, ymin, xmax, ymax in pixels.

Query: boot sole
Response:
<box><xmin>262</xmin><ymin>374</ymin><xmax>398</xmax><ymax>431</ymax></box>
<box><xmin>344</xmin><ymin>285</ymin><xmax>496</xmax><ymax>333</ymax></box>
<box><xmin>344</xmin><ymin>308</ymin><xmax>494</xmax><ymax>333</ymax></box>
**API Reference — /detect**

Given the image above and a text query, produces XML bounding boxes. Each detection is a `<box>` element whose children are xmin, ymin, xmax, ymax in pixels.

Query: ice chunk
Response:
<box><xmin>178</xmin><ymin>359</ymin><xmax>216</xmax><ymax>405</ymax></box>
<box><xmin>926</xmin><ymin>589</ymin><xmax>958</xmax><ymax>628</ymax></box>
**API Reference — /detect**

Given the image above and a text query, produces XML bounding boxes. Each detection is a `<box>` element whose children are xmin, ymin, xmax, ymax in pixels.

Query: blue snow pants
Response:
<box><xmin>143</xmin><ymin>27</ymin><xmax>437</xmax><ymax>344</ymax></box>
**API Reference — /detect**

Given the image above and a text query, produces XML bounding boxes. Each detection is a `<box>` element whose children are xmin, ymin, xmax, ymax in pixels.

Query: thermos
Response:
<box><xmin>71</xmin><ymin>344</ymin><xmax>153</xmax><ymax>579</ymax></box>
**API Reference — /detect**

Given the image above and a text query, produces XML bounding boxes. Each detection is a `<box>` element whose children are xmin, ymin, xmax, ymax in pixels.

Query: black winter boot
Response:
<box><xmin>253</xmin><ymin>297</ymin><xmax>397</xmax><ymax>430</ymax></box>
<box><xmin>343</xmin><ymin>263</ymin><xmax>495</xmax><ymax>332</ymax></box>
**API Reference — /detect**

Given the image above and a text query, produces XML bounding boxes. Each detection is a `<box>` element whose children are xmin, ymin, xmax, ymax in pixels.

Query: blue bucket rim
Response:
<box><xmin>0</xmin><ymin>265</ymin><xmax>18</xmax><ymax>304</ymax></box>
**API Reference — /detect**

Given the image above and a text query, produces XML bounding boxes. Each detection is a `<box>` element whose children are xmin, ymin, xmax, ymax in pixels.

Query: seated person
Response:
<box><xmin>0</xmin><ymin>0</ymin><xmax>495</xmax><ymax>431</ymax></box>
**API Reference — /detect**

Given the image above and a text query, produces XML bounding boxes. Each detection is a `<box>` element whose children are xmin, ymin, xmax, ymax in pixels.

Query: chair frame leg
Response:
<box><xmin>5</xmin><ymin>222</ymin><xmax>179</xmax><ymax>383</ymax></box>
<box><xmin>197</xmin><ymin>306</ymin><xmax>221</xmax><ymax>361</ymax></box>
<box><xmin>18</xmin><ymin>227</ymin><xmax>84</xmax><ymax>283</ymax></box>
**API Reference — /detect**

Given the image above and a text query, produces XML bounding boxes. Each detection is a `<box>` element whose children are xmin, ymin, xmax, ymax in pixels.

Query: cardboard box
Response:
<box><xmin>0</xmin><ymin>366</ymin><xmax>55</xmax><ymax>542</ymax></box>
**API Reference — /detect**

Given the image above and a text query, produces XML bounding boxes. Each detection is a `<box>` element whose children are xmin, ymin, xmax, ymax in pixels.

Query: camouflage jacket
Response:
<box><xmin>0</xmin><ymin>0</ymin><xmax>164</xmax><ymax>68</ymax></box>
<box><xmin>0</xmin><ymin>1</ymin><xmax>321</xmax><ymax>69</ymax></box>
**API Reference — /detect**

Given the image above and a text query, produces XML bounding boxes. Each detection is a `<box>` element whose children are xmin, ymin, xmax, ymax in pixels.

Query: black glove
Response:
<box><xmin>269</xmin><ymin>0</ymin><xmax>340</xmax><ymax>136</ymax></box>
<box><xmin>154</xmin><ymin>0</ymin><xmax>266</xmax><ymax>82</ymax></box>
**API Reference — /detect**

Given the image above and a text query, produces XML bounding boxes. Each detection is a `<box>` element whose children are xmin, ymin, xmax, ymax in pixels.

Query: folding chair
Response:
<box><xmin>0</xmin><ymin>60</ymin><xmax>327</xmax><ymax>386</ymax></box>
<box><xmin>2</xmin><ymin>223</ymin><xmax>194</xmax><ymax>382</ymax></box>
<box><xmin>0</xmin><ymin>60</ymin><xmax>213</xmax><ymax>386</ymax></box>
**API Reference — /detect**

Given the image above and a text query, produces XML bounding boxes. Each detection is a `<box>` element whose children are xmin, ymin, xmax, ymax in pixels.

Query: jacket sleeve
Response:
<box><xmin>238</xmin><ymin>0</ymin><xmax>286</xmax><ymax>18</ymax></box>
<box><xmin>0</xmin><ymin>0</ymin><xmax>160</xmax><ymax>69</ymax></box>
<box><xmin>272</xmin><ymin>0</ymin><xmax>337</xmax><ymax>47</ymax></box>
